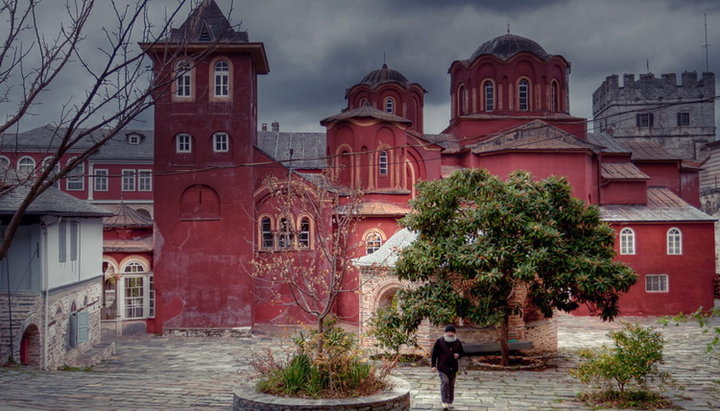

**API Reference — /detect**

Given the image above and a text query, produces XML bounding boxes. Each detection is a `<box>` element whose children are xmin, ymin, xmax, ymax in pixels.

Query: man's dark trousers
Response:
<box><xmin>438</xmin><ymin>370</ymin><xmax>456</xmax><ymax>404</ymax></box>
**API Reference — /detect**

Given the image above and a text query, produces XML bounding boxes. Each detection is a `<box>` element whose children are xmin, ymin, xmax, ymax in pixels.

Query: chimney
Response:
<box><xmin>271</xmin><ymin>121</ymin><xmax>279</xmax><ymax>132</ymax></box>
<box><xmin>261</xmin><ymin>123</ymin><xmax>267</xmax><ymax>131</ymax></box>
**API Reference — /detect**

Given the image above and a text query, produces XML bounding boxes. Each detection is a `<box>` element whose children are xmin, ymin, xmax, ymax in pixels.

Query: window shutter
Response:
<box><xmin>69</xmin><ymin>312</ymin><xmax>77</xmax><ymax>347</ymax></box>
<box><xmin>77</xmin><ymin>311</ymin><xmax>89</xmax><ymax>343</ymax></box>
<box><xmin>70</xmin><ymin>222</ymin><xmax>79</xmax><ymax>261</ymax></box>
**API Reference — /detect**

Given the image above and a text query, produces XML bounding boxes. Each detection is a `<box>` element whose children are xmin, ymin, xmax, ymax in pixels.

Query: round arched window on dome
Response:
<box><xmin>518</xmin><ymin>79</ymin><xmax>529</xmax><ymax>111</ymax></box>
<box><xmin>484</xmin><ymin>81</ymin><xmax>494</xmax><ymax>112</ymax></box>
<box><xmin>384</xmin><ymin>97</ymin><xmax>395</xmax><ymax>114</ymax></box>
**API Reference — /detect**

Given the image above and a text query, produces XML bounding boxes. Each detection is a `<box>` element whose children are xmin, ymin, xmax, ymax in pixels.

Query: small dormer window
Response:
<box><xmin>128</xmin><ymin>134</ymin><xmax>141</xmax><ymax>145</ymax></box>
<box><xmin>199</xmin><ymin>24</ymin><xmax>212</xmax><ymax>42</ymax></box>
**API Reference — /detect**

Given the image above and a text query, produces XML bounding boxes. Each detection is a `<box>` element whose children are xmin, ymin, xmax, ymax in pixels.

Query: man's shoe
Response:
<box><xmin>441</xmin><ymin>403</ymin><xmax>449</xmax><ymax>409</ymax></box>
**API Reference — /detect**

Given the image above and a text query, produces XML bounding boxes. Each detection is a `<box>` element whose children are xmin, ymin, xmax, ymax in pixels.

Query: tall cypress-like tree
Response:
<box><xmin>395</xmin><ymin>169</ymin><xmax>636</xmax><ymax>365</ymax></box>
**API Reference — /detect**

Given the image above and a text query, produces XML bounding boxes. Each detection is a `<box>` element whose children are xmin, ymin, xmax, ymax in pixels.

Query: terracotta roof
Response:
<box><xmin>169</xmin><ymin>0</ymin><xmax>248</xmax><ymax>43</ymax></box>
<box><xmin>600</xmin><ymin>162</ymin><xmax>650</xmax><ymax>180</ymax></box>
<box><xmin>587</xmin><ymin>132</ymin><xmax>630</xmax><ymax>154</ymax></box>
<box><xmin>621</xmin><ymin>141</ymin><xmax>679</xmax><ymax>161</ymax></box>
<box><xmin>103</xmin><ymin>237</ymin><xmax>153</xmax><ymax>253</ymax></box>
<box><xmin>0</xmin><ymin>185</ymin><xmax>112</xmax><ymax>217</ymax></box>
<box><xmin>353</xmin><ymin>228</ymin><xmax>417</xmax><ymax>268</ymax></box>
<box><xmin>354</xmin><ymin>201</ymin><xmax>410</xmax><ymax>216</ymax></box>
<box><xmin>600</xmin><ymin>187</ymin><xmax>714</xmax><ymax>222</ymax></box>
<box><xmin>468</xmin><ymin>120</ymin><xmax>601</xmax><ymax>154</ymax></box>
<box><xmin>104</xmin><ymin>203</ymin><xmax>153</xmax><ymax>227</ymax></box>
<box><xmin>320</xmin><ymin>105</ymin><xmax>412</xmax><ymax>127</ymax></box>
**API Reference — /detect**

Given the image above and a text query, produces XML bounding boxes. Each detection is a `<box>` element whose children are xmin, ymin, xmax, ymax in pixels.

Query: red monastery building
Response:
<box><xmin>2</xmin><ymin>1</ymin><xmax>715</xmax><ymax>341</ymax></box>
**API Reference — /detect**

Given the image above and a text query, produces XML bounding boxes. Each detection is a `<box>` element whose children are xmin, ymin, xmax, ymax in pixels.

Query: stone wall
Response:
<box><xmin>0</xmin><ymin>277</ymin><xmax>104</xmax><ymax>369</ymax></box>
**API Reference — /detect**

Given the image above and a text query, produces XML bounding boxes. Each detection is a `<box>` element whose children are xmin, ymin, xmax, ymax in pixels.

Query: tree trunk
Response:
<box><xmin>499</xmin><ymin>313</ymin><xmax>510</xmax><ymax>366</ymax></box>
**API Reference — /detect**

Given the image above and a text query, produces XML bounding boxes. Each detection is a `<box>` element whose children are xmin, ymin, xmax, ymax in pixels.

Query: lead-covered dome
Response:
<box><xmin>470</xmin><ymin>34</ymin><xmax>551</xmax><ymax>62</ymax></box>
<box><xmin>360</xmin><ymin>64</ymin><xmax>410</xmax><ymax>88</ymax></box>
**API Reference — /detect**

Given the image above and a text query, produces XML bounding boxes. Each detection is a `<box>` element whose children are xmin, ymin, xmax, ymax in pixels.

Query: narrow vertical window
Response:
<box><xmin>261</xmin><ymin>217</ymin><xmax>274</xmax><ymax>249</ymax></box>
<box><xmin>70</xmin><ymin>222</ymin><xmax>79</xmax><ymax>261</ymax></box>
<box><xmin>176</xmin><ymin>61</ymin><xmax>192</xmax><ymax>97</ymax></box>
<box><xmin>214</xmin><ymin>60</ymin><xmax>229</xmax><ymax>97</ymax></box>
<box><xmin>94</xmin><ymin>169</ymin><xmax>109</xmax><ymax>191</ymax></box>
<box><xmin>213</xmin><ymin>132</ymin><xmax>229</xmax><ymax>152</ymax></box>
<box><xmin>278</xmin><ymin>218</ymin><xmax>292</xmax><ymax>249</ymax></box>
<box><xmin>378</xmin><ymin>150</ymin><xmax>388</xmax><ymax>176</ymax></box>
<box><xmin>518</xmin><ymin>79</ymin><xmax>529</xmax><ymax>111</ymax></box>
<box><xmin>176</xmin><ymin>134</ymin><xmax>192</xmax><ymax>153</ymax></box>
<box><xmin>484</xmin><ymin>81</ymin><xmax>494</xmax><ymax>112</ymax></box>
<box><xmin>298</xmin><ymin>217</ymin><xmax>311</xmax><ymax>248</ymax></box>
<box><xmin>148</xmin><ymin>275</ymin><xmax>155</xmax><ymax>318</ymax></box>
<box><xmin>667</xmin><ymin>228</ymin><xmax>682</xmax><ymax>255</ymax></box>
<box><xmin>365</xmin><ymin>232</ymin><xmax>383</xmax><ymax>254</ymax></box>
<box><xmin>122</xmin><ymin>170</ymin><xmax>136</xmax><ymax>191</ymax></box>
<box><xmin>619</xmin><ymin>227</ymin><xmax>635</xmax><ymax>255</ymax></box>
<box><xmin>59</xmin><ymin>221</ymin><xmax>67</xmax><ymax>262</ymax></box>
<box><xmin>551</xmin><ymin>81</ymin><xmax>559</xmax><ymax>112</ymax></box>
<box><xmin>459</xmin><ymin>85</ymin><xmax>468</xmax><ymax>115</ymax></box>
<box><xmin>66</xmin><ymin>158</ymin><xmax>84</xmax><ymax>191</ymax></box>
<box><xmin>124</xmin><ymin>276</ymin><xmax>145</xmax><ymax>319</ymax></box>
<box><xmin>138</xmin><ymin>170</ymin><xmax>152</xmax><ymax>191</ymax></box>
<box><xmin>384</xmin><ymin>97</ymin><xmax>394</xmax><ymax>114</ymax></box>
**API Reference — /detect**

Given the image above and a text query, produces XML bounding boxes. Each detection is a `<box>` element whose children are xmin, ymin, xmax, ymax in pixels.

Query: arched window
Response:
<box><xmin>213</xmin><ymin>132</ymin><xmax>229</xmax><ymax>152</ymax></box>
<box><xmin>378</xmin><ymin>150</ymin><xmax>389</xmax><ymax>176</ymax></box>
<box><xmin>484</xmin><ymin>81</ymin><xmax>494</xmax><ymax>112</ymax></box>
<box><xmin>518</xmin><ymin>79</ymin><xmax>529</xmax><ymax>111</ymax></box>
<box><xmin>175</xmin><ymin>61</ymin><xmax>192</xmax><ymax>97</ymax></box>
<box><xmin>667</xmin><ymin>228</ymin><xmax>682</xmax><ymax>255</ymax></box>
<box><xmin>619</xmin><ymin>227</ymin><xmax>635</xmax><ymax>255</ymax></box>
<box><xmin>359</xmin><ymin>98</ymin><xmax>369</xmax><ymax>107</ymax></box>
<box><xmin>0</xmin><ymin>156</ymin><xmax>11</xmax><ymax>172</ymax></box>
<box><xmin>459</xmin><ymin>85</ymin><xmax>468</xmax><ymax>115</ymax></box>
<box><xmin>278</xmin><ymin>217</ymin><xmax>292</xmax><ymax>249</ymax></box>
<box><xmin>66</xmin><ymin>157</ymin><xmax>84</xmax><ymax>191</ymax></box>
<box><xmin>365</xmin><ymin>232</ymin><xmax>383</xmax><ymax>255</ymax></box>
<box><xmin>42</xmin><ymin>157</ymin><xmax>60</xmax><ymax>188</ymax></box>
<box><xmin>384</xmin><ymin>97</ymin><xmax>394</xmax><ymax>114</ymax></box>
<box><xmin>214</xmin><ymin>60</ymin><xmax>229</xmax><ymax>97</ymax></box>
<box><xmin>17</xmin><ymin>156</ymin><xmax>35</xmax><ymax>177</ymax></box>
<box><xmin>123</xmin><ymin>261</ymin><xmax>147</xmax><ymax>273</ymax></box>
<box><xmin>260</xmin><ymin>216</ymin><xmax>274</xmax><ymax>249</ymax></box>
<box><xmin>176</xmin><ymin>133</ymin><xmax>192</xmax><ymax>153</ymax></box>
<box><xmin>298</xmin><ymin>217</ymin><xmax>311</xmax><ymax>248</ymax></box>
<box><xmin>550</xmin><ymin>81</ymin><xmax>559</xmax><ymax>112</ymax></box>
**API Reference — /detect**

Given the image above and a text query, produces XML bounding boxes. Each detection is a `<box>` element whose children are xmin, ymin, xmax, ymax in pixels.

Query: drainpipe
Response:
<box><xmin>41</xmin><ymin>216</ymin><xmax>61</xmax><ymax>370</ymax></box>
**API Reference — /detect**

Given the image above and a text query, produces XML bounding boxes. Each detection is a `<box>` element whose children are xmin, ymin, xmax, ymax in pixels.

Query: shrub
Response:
<box><xmin>253</xmin><ymin>317</ymin><xmax>388</xmax><ymax>398</ymax></box>
<box><xmin>366</xmin><ymin>299</ymin><xmax>417</xmax><ymax>356</ymax></box>
<box><xmin>571</xmin><ymin>323</ymin><xmax>670</xmax><ymax>393</ymax></box>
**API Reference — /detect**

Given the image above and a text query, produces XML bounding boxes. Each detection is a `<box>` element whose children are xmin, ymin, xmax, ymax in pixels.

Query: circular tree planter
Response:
<box><xmin>233</xmin><ymin>376</ymin><xmax>411</xmax><ymax>411</ymax></box>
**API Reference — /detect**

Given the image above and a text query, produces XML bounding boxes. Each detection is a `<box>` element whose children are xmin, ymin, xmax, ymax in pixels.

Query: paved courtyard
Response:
<box><xmin>1</xmin><ymin>314</ymin><xmax>719</xmax><ymax>410</ymax></box>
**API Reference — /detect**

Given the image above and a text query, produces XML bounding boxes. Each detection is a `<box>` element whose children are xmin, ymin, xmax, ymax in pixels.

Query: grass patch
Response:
<box><xmin>578</xmin><ymin>390</ymin><xmax>677</xmax><ymax>410</ymax></box>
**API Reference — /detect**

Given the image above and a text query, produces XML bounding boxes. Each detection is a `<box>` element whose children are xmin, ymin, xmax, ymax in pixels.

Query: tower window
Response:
<box><xmin>636</xmin><ymin>113</ymin><xmax>654</xmax><ymax>127</ymax></box>
<box><xmin>260</xmin><ymin>216</ymin><xmax>274</xmax><ymax>249</ymax></box>
<box><xmin>176</xmin><ymin>134</ymin><xmax>192</xmax><ymax>153</ymax></box>
<box><xmin>175</xmin><ymin>61</ymin><xmax>192</xmax><ymax>98</ymax></box>
<box><xmin>619</xmin><ymin>227</ymin><xmax>635</xmax><ymax>255</ymax></box>
<box><xmin>298</xmin><ymin>217</ymin><xmax>311</xmax><ymax>248</ymax></box>
<box><xmin>459</xmin><ymin>85</ymin><xmax>468</xmax><ymax>115</ymax></box>
<box><xmin>518</xmin><ymin>79</ymin><xmax>529</xmax><ymax>111</ymax></box>
<box><xmin>484</xmin><ymin>81</ymin><xmax>494</xmax><ymax>112</ymax></box>
<box><xmin>278</xmin><ymin>218</ymin><xmax>292</xmax><ymax>249</ymax></box>
<box><xmin>677</xmin><ymin>112</ymin><xmax>690</xmax><ymax>126</ymax></box>
<box><xmin>214</xmin><ymin>60</ymin><xmax>229</xmax><ymax>97</ymax></box>
<box><xmin>379</xmin><ymin>150</ymin><xmax>388</xmax><ymax>176</ymax></box>
<box><xmin>384</xmin><ymin>97</ymin><xmax>395</xmax><ymax>114</ymax></box>
<box><xmin>550</xmin><ymin>81</ymin><xmax>559</xmax><ymax>112</ymax></box>
<box><xmin>213</xmin><ymin>132</ymin><xmax>229</xmax><ymax>152</ymax></box>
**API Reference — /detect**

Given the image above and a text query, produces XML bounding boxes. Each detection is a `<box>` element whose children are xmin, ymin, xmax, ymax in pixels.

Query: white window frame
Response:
<box><xmin>214</xmin><ymin>60</ymin><xmax>230</xmax><ymax>97</ymax></box>
<box><xmin>365</xmin><ymin>232</ymin><xmax>383</xmax><ymax>255</ymax></box>
<box><xmin>484</xmin><ymin>81</ymin><xmax>494</xmax><ymax>112</ymax></box>
<box><xmin>666</xmin><ymin>227</ymin><xmax>682</xmax><ymax>255</ymax></box>
<box><xmin>94</xmin><ymin>169</ymin><xmax>109</xmax><ymax>191</ymax></box>
<box><xmin>176</xmin><ymin>134</ymin><xmax>192</xmax><ymax>153</ymax></box>
<box><xmin>260</xmin><ymin>216</ymin><xmax>274</xmax><ymax>249</ymax></box>
<box><xmin>121</xmin><ymin>169</ymin><xmax>136</xmax><ymax>191</ymax></box>
<box><xmin>384</xmin><ymin>97</ymin><xmax>395</xmax><ymax>114</ymax></box>
<box><xmin>213</xmin><ymin>132</ymin><xmax>229</xmax><ymax>152</ymax></box>
<box><xmin>119</xmin><ymin>261</ymin><xmax>154</xmax><ymax>320</ymax></box>
<box><xmin>379</xmin><ymin>150</ymin><xmax>389</xmax><ymax>176</ymax></box>
<box><xmin>176</xmin><ymin>61</ymin><xmax>192</xmax><ymax>98</ymax></box>
<box><xmin>17</xmin><ymin>156</ymin><xmax>36</xmax><ymax>177</ymax></box>
<box><xmin>0</xmin><ymin>155</ymin><xmax>10</xmax><ymax>171</ymax></box>
<box><xmin>138</xmin><ymin>169</ymin><xmax>152</xmax><ymax>191</ymax></box>
<box><xmin>298</xmin><ymin>217</ymin><xmax>311</xmax><ymax>248</ymax></box>
<box><xmin>619</xmin><ymin>227</ymin><xmax>635</xmax><ymax>255</ymax></box>
<box><xmin>518</xmin><ymin>79</ymin><xmax>529</xmax><ymax>111</ymax></box>
<box><xmin>645</xmin><ymin>274</ymin><xmax>669</xmax><ymax>293</ymax></box>
<box><xmin>66</xmin><ymin>158</ymin><xmax>85</xmax><ymax>191</ymax></box>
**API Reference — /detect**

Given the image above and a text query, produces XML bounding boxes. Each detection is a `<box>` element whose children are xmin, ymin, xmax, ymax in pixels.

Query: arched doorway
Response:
<box><xmin>377</xmin><ymin>286</ymin><xmax>398</xmax><ymax>310</ymax></box>
<box><xmin>19</xmin><ymin>324</ymin><xmax>41</xmax><ymax>366</ymax></box>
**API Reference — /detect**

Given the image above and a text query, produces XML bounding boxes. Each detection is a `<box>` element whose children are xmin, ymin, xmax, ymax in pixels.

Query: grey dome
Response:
<box><xmin>360</xmin><ymin>64</ymin><xmax>410</xmax><ymax>87</ymax></box>
<box><xmin>470</xmin><ymin>34</ymin><xmax>550</xmax><ymax>61</ymax></box>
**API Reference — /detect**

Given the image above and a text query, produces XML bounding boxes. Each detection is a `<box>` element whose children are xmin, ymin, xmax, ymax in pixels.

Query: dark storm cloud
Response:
<box><xmin>5</xmin><ymin>0</ymin><xmax>720</xmax><ymax>134</ymax></box>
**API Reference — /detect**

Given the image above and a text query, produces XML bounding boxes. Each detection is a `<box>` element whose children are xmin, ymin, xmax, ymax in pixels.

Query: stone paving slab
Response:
<box><xmin>0</xmin><ymin>314</ymin><xmax>719</xmax><ymax>410</ymax></box>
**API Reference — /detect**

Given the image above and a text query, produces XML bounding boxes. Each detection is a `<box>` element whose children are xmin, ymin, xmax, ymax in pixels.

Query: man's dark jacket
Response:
<box><xmin>431</xmin><ymin>337</ymin><xmax>464</xmax><ymax>373</ymax></box>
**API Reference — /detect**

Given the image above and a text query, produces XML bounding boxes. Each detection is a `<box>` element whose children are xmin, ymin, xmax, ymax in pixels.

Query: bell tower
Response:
<box><xmin>142</xmin><ymin>0</ymin><xmax>269</xmax><ymax>332</ymax></box>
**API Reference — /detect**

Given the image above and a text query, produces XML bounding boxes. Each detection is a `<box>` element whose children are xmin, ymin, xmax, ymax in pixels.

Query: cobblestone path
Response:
<box><xmin>1</xmin><ymin>315</ymin><xmax>718</xmax><ymax>410</ymax></box>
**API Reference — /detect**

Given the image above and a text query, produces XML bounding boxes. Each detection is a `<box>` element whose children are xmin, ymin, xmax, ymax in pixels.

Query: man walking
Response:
<box><xmin>431</xmin><ymin>325</ymin><xmax>464</xmax><ymax>409</ymax></box>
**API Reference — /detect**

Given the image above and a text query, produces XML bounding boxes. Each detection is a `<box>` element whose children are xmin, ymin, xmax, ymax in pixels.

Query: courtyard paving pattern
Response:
<box><xmin>1</xmin><ymin>314</ymin><xmax>719</xmax><ymax>410</ymax></box>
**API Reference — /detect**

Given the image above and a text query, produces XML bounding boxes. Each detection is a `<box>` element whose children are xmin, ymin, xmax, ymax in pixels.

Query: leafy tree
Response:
<box><xmin>394</xmin><ymin>169</ymin><xmax>636</xmax><ymax>365</ymax></box>
<box><xmin>366</xmin><ymin>298</ymin><xmax>417</xmax><ymax>357</ymax></box>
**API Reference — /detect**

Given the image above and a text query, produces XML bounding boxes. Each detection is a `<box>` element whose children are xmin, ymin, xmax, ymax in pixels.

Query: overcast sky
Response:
<box><xmin>8</xmin><ymin>0</ymin><xmax>720</xmax><ymax>135</ymax></box>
